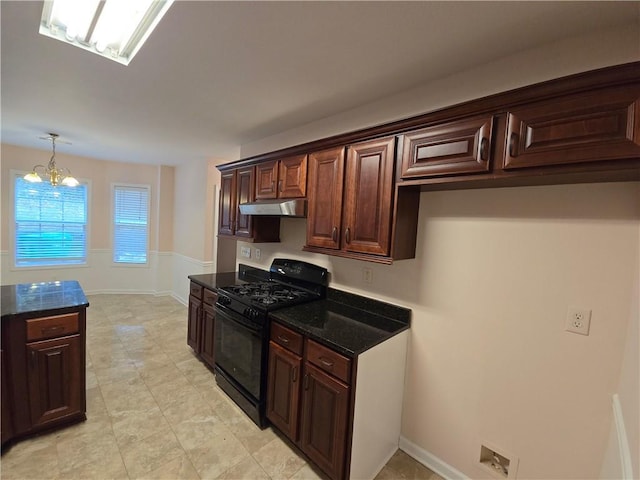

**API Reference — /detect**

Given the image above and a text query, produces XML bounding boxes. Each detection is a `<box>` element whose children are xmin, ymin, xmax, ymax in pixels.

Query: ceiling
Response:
<box><xmin>1</xmin><ymin>1</ymin><xmax>637</xmax><ymax>166</ymax></box>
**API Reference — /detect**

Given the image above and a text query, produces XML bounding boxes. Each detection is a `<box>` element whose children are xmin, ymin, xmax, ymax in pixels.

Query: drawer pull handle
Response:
<box><xmin>508</xmin><ymin>132</ymin><xmax>519</xmax><ymax>158</ymax></box>
<box><xmin>478</xmin><ymin>137</ymin><xmax>488</xmax><ymax>162</ymax></box>
<box><xmin>292</xmin><ymin>366</ymin><xmax>298</xmax><ymax>383</ymax></box>
<box><xmin>277</xmin><ymin>335</ymin><xmax>289</xmax><ymax>344</ymax></box>
<box><xmin>345</xmin><ymin>227</ymin><xmax>351</xmax><ymax>245</ymax></box>
<box><xmin>303</xmin><ymin>373</ymin><xmax>309</xmax><ymax>390</ymax></box>
<box><xmin>319</xmin><ymin>357</ymin><xmax>334</xmax><ymax>368</ymax></box>
<box><xmin>278</xmin><ymin>179</ymin><xmax>283</xmax><ymax>192</ymax></box>
<box><xmin>30</xmin><ymin>350</ymin><xmax>36</xmax><ymax>368</ymax></box>
<box><xmin>331</xmin><ymin>227</ymin><xmax>338</xmax><ymax>243</ymax></box>
<box><xmin>42</xmin><ymin>325</ymin><xmax>65</xmax><ymax>335</ymax></box>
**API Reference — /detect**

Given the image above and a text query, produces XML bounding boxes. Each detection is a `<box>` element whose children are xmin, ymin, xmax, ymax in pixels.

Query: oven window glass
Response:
<box><xmin>215</xmin><ymin>310</ymin><xmax>263</xmax><ymax>400</ymax></box>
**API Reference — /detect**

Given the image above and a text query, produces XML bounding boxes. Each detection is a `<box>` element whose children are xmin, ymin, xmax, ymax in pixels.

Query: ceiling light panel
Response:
<box><xmin>39</xmin><ymin>0</ymin><xmax>174</xmax><ymax>65</ymax></box>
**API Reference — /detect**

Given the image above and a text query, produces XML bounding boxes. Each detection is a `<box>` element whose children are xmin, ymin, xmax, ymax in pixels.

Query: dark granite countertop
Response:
<box><xmin>1</xmin><ymin>280</ymin><xmax>89</xmax><ymax>319</ymax></box>
<box><xmin>269</xmin><ymin>288</ymin><xmax>410</xmax><ymax>357</ymax></box>
<box><xmin>188</xmin><ymin>264</ymin><xmax>269</xmax><ymax>291</ymax></box>
<box><xmin>188</xmin><ymin>265</ymin><xmax>411</xmax><ymax>357</ymax></box>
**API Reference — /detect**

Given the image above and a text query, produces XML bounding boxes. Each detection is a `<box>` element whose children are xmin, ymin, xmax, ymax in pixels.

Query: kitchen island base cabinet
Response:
<box><xmin>1</xmin><ymin>282</ymin><xmax>88</xmax><ymax>451</ymax></box>
<box><xmin>27</xmin><ymin>335</ymin><xmax>82</xmax><ymax>428</ymax></box>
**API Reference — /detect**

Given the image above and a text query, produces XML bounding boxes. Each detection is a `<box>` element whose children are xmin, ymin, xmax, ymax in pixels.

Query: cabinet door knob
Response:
<box><xmin>303</xmin><ymin>373</ymin><xmax>309</xmax><ymax>390</ymax></box>
<box><xmin>345</xmin><ymin>227</ymin><xmax>351</xmax><ymax>244</ymax></box>
<box><xmin>278</xmin><ymin>179</ymin><xmax>283</xmax><ymax>192</ymax></box>
<box><xmin>331</xmin><ymin>227</ymin><xmax>338</xmax><ymax>243</ymax></box>
<box><xmin>292</xmin><ymin>366</ymin><xmax>298</xmax><ymax>383</ymax></box>
<box><xmin>30</xmin><ymin>350</ymin><xmax>36</xmax><ymax>368</ymax></box>
<box><xmin>508</xmin><ymin>132</ymin><xmax>519</xmax><ymax>158</ymax></box>
<box><xmin>478</xmin><ymin>137</ymin><xmax>489</xmax><ymax>162</ymax></box>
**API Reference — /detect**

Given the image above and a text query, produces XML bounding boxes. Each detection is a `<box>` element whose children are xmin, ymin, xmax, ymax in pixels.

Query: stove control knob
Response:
<box><xmin>218</xmin><ymin>295</ymin><xmax>231</xmax><ymax>306</ymax></box>
<box><xmin>244</xmin><ymin>307</ymin><xmax>258</xmax><ymax>320</ymax></box>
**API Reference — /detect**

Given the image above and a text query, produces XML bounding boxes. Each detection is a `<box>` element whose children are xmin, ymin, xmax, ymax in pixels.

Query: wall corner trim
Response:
<box><xmin>612</xmin><ymin>393</ymin><xmax>634</xmax><ymax>480</ymax></box>
<box><xmin>399</xmin><ymin>436</ymin><xmax>469</xmax><ymax>480</ymax></box>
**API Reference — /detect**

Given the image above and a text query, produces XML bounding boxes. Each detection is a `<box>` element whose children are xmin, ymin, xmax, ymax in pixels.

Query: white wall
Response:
<box><xmin>0</xmin><ymin>143</ymin><xmax>175</xmax><ymax>296</ymax></box>
<box><xmin>237</xmin><ymin>183</ymin><xmax>639</xmax><ymax>479</ymax></box>
<box><xmin>233</xmin><ymin>25</ymin><xmax>640</xmax><ymax>480</ymax></box>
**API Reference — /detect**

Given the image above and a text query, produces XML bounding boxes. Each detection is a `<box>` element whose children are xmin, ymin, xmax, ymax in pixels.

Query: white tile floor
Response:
<box><xmin>1</xmin><ymin>294</ymin><xmax>441</xmax><ymax>480</ymax></box>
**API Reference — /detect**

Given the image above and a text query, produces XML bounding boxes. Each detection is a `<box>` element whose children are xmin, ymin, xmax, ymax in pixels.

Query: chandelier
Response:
<box><xmin>24</xmin><ymin>133</ymin><xmax>79</xmax><ymax>187</ymax></box>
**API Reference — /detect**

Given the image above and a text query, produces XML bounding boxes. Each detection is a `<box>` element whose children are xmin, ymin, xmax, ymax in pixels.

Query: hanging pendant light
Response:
<box><xmin>24</xmin><ymin>133</ymin><xmax>79</xmax><ymax>187</ymax></box>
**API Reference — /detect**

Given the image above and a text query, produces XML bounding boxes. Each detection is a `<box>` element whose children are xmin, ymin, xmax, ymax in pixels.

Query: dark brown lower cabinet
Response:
<box><xmin>2</xmin><ymin>306</ymin><xmax>87</xmax><ymax>449</ymax></box>
<box><xmin>266</xmin><ymin>341</ymin><xmax>301</xmax><ymax>440</ymax></box>
<box><xmin>187</xmin><ymin>294</ymin><xmax>201</xmax><ymax>352</ymax></box>
<box><xmin>27</xmin><ymin>335</ymin><xmax>82</xmax><ymax>428</ymax></box>
<box><xmin>200</xmin><ymin>303</ymin><xmax>216</xmax><ymax>368</ymax></box>
<box><xmin>300</xmin><ymin>363</ymin><xmax>349</xmax><ymax>480</ymax></box>
<box><xmin>186</xmin><ymin>281</ymin><xmax>217</xmax><ymax>370</ymax></box>
<box><xmin>267</xmin><ymin>323</ymin><xmax>351</xmax><ymax>480</ymax></box>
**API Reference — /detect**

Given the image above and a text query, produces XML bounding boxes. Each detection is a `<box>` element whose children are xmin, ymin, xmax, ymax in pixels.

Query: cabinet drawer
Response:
<box><xmin>400</xmin><ymin>115</ymin><xmax>493</xmax><ymax>178</ymax></box>
<box><xmin>26</xmin><ymin>313</ymin><xmax>79</xmax><ymax>342</ymax></box>
<box><xmin>203</xmin><ymin>288</ymin><xmax>218</xmax><ymax>306</ymax></box>
<box><xmin>271</xmin><ymin>322</ymin><xmax>303</xmax><ymax>355</ymax></box>
<box><xmin>306</xmin><ymin>339</ymin><xmax>351</xmax><ymax>384</ymax></box>
<box><xmin>190</xmin><ymin>282</ymin><xmax>203</xmax><ymax>299</ymax></box>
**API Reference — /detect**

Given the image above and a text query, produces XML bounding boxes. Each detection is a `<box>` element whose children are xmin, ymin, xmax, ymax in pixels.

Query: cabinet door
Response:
<box><xmin>1</xmin><ymin>349</ymin><xmax>13</xmax><ymax>445</ymax></box>
<box><xmin>219</xmin><ymin>171</ymin><xmax>236</xmax><ymax>236</ymax></box>
<box><xmin>266</xmin><ymin>342</ymin><xmax>302</xmax><ymax>441</ymax></box>
<box><xmin>187</xmin><ymin>294</ymin><xmax>201</xmax><ymax>353</ymax></box>
<box><xmin>504</xmin><ymin>85</ymin><xmax>640</xmax><ymax>169</ymax></box>
<box><xmin>400</xmin><ymin>116</ymin><xmax>493</xmax><ymax>178</ymax></box>
<box><xmin>306</xmin><ymin>147</ymin><xmax>345</xmax><ymax>250</ymax></box>
<box><xmin>343</xmin><ymin>137</ymin><xmax>395</xmax><ymax>256</ymax></box>
<box><xmin>255</xmin><ymin>160</ymin><xmax>279</xmax><ymax>200</ymax></box>
<box><xmin>300</xmin><ymin>363</ymin><xmax>349</xmax><ymax>480</ymax></box>
<box><xmin>200</xmin><ymin>302</ymin><xmax>216</xmax><ymax>369</ymax></box>
<box><xmin>279</xmin><ymin>155</ymin><xmax>308</xmax><ymax>198</ymax></box>
<box><xmin>27</xmin><ymin>335</ymin><xmax>82</xmax><ymax>428</ymax></box>
<box><xmin>235</xmin><ymin>166</ymin><xmax>254</xmax><ymax>237</ymax></box>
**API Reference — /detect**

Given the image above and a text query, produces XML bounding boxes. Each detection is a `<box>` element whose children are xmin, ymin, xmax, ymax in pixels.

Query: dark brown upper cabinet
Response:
<box><xmin>219</xmin><ymin>166</ymin><xmax>280</xmax><ymax>242</ymax></box>
<box><xmin>255</xmin><ymin>154</ymin><xmax>308</xmax><ymax>200</ymax></box>
<box><xmin>503</xmin><ymin>84</ymin><xmax>640</xmax><ymax>169</ymax></box>
<box><xmin>400</xmin><ymin>115</ymin><xmax>494</xmax><ymax>178</ymax></box>
<box><xmin>343</xmin><ymin>137</ymin><xmax>395</xmax><ymax>256</ymax></box>
<box><xmin>306</xmin><ymin>137</ymin><xmax>399</xmax><ymax>259</ymax></box>
<box><xmin>306</xmin><ymin>147</ymin><xmax>345</xmax><ymax>251</ymax></box>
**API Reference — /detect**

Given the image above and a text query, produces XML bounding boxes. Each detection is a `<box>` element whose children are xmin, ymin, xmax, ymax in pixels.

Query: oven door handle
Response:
<box><xmin>215</xmin><ymin>303</ymin><xmax>263</xmax><ymax>334</ymax></box>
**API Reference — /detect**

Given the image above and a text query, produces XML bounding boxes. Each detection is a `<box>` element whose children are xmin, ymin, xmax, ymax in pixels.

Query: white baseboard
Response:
<box><xmin>399</xmin><ymin>436</ymin><xmax>469</xmax><ymax>480</ymax></box>
<box><xmin>612</xmin><ymin>393</ymin><xmax>634</xmax><ymax>480</ymax></box>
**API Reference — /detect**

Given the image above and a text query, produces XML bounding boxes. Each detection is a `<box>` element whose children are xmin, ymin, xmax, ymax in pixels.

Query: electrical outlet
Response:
<box><xmin>240</xmin><ymin>246</ymin><xmax>251</xmax><ymax>258</ymax></box>
<box><xmin>255</xmin><ymin>248</ymin><xmax>261</xmax><ymax>260</ymax></box>
<box><xmin>565</xmin><ymin>307</ymin><xmax>591</xmax><ymax>335</ymax></box>
<box><xmin>362</xmin><ymin>267</ymin><xmax>373</xmax><ymax>284</ymax></box>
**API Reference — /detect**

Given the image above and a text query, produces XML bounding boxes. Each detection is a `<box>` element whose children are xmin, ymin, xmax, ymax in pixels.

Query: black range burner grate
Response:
<box><xmin>223</xmin><ymin>281</ymin><xmax>314</xmax><ymax>308</ymax></box>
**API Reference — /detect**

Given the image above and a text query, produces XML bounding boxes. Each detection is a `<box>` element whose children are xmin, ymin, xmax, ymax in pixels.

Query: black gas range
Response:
<box><xmin>214</xmin><ymin>258</ymin><xmax>328</xmax><ymax>428</ymax></box>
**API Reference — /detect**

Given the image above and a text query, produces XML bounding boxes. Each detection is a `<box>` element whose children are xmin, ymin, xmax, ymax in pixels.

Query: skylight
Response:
<box><xmin>39</xmin><ymin>0</ymin><xmax>174</xmax><ymax>65</ymax></box>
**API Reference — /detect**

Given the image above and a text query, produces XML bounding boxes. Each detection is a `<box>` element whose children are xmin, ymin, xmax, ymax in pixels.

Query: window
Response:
<box><xmin>14</xmin><ymin>175</ymin><xmax>88</xmax><ymax>267</ymax></box>
<box><xmin>113</xmin><ymin>185</ymin><xmax>149</xmax><ymax>264</ymax></box>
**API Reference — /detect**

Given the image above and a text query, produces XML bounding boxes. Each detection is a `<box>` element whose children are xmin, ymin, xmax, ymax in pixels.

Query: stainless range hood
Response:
<box><xmin>238</xmin><ymin>199</ymin><xmax>306</xmax><ymax>217</ymax></box>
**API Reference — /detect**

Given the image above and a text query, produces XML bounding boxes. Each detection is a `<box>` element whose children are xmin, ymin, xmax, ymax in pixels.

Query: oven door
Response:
<box><xmin>214</xmin><ymin>304</ymin><xmax>265</xmax><ymax>401</ymax></box>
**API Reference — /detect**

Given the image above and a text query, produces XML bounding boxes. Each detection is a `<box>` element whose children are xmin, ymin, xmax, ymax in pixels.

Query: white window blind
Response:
<box><xmin>14</xmin><ymin>176</ymin><xmax>88</xmax><ymax>267</ymax></box>
<box><xmin>113</xmin><ymin>185</ymin><xmax>149</xmax><ymax>264</ymax></box>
